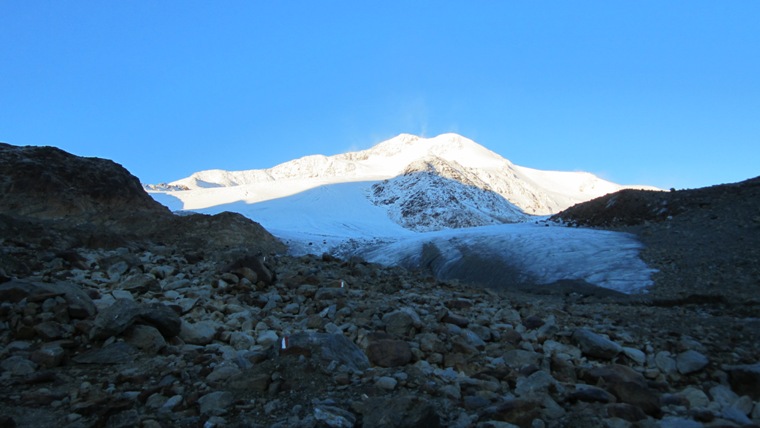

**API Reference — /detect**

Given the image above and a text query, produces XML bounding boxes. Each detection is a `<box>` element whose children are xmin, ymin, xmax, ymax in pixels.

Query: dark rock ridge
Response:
<box><xmin>369</xmin><ymin>156</ymin><xmax>527</xmax><ymax>231</ymax></box>
<box><xmin>0</xmin><ymin>143</ymin><xmax>284</xmax><ymax>256</ymax></box>
<box><xmin>551</xmin><ymin>176</ymin><xmax>760</xmax><ymax>228</ymax></box>
<box><xmin>552</xmin><ymin>176</ymin><xmax>760</xmax><ymax>312</ymax></box>
<box><xmin>1</xmin><ymin>143</ymin><xmax>759</xmax><ymax>427</ymax></box>
<box><xmin>0</xmin><ymin>142</ymin><xmax>165</xmax><ymax>222</ymax></box>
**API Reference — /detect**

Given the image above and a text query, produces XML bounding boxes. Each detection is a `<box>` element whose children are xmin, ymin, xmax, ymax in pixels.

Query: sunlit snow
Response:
<box><xmin>147</xmin><ymin>133</ymin><xmax>658</xmax><ymax>294</ymax></box>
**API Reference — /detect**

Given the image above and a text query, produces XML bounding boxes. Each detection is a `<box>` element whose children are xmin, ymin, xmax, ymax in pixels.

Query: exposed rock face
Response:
<box><xmin>370</xmin><ymin>156</ymin><xmax>527</xmax><ymax>231</ymax></box>
<box><xmin>0</xmin><ymin>142</ymin><xmax>165</xmax><ymax>221</ymax></box>
<box><xmin>0</xmin><ymin>143</ymin><xmax>285</xmax><ymax>256</ymax></box>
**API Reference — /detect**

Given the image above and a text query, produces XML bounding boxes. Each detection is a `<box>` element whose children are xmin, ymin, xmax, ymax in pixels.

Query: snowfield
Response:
<box><xmin>148</xmin><ymin>133</ymin><xmax>659</xmax><ymax>293</ymax></box>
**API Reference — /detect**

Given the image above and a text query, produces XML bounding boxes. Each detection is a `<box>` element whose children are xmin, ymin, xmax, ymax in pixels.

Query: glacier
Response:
<box><xmin>148</xmin><ymin>133</ymin><xmax>659</xmax><ymax>294</ymax></box>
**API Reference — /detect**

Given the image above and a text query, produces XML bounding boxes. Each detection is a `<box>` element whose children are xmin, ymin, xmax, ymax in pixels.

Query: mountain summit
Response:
<box><xmin>149</xmin><ymin>133</ymin><xmax>655</xmax><ymax>231</ymax></box>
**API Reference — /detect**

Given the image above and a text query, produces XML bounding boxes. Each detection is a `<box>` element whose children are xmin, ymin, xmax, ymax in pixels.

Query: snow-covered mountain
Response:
<box><xmin>147</xmin><ymin>133</ymin><xmax>659</xmax><ymax>293</ymax></box>
<box><xmin>151</xmin><ymin>133</ymin><xmax>653</xmax><ymax>230</ymax></box>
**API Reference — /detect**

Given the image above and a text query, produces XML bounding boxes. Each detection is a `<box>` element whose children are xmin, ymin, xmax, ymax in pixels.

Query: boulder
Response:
<box><xmin>0</xmin><ymin>280</ymin><xmax>96</xmax><ymax>319</ymax></box>
<box><xmin>198</xmin><ymin>391</ymin><xmax>234</xmax><ymax>416</ymax></box>
<box><xmin>382</xmin><ymin>308</ymin><xmax>420</xmax><ymax>337</ymax></box>
<box><xmin>359</xmin><ymin>395</ymin><xmax>440</xmax><ymax>428</ymax></box>
<box><xmin>676</xmin><ymin>350</ymin><xmax>709</xmax><ymax>375</ymax></box>
<box><xmin>366</xmin><ymin>339</ymin><xmax>412</xmax><ymax>368</ymax></box>
<box><xmin>478</xmin><ymin>398</ymin><xmax>542</xmax><ymax>427</ymax></box>
<box><xmin>725</xmin><ymin>363</ymin><xmax>760</xmax><ymax>399</ymax></box>
<box><xmin>314</xmin><ymin>405</ymin><xmax>356</xmax><ymax>428</ymax></box>
<box><xmin>179</xmin><ymin>320</ymin><xmax>219</xmax><ymax>345</ymax></box>
<box><xmin>282</xmin><ymin>332</ymin><xmax>370</xmax><ymax>372</ymax></box>
<box><xmin>572</xmin><ymin>328</ymin><xmax>622</xmax><ymax>359</ymax></box>
<box><xmin>90</xmin><ymin>299</ymin><xmax>180</xmax><ymax>340</ymax></box>
<box><xmin>224</xmin><ymin>254</ymin><xmax>276</xmax><ymax>285</ymax></box>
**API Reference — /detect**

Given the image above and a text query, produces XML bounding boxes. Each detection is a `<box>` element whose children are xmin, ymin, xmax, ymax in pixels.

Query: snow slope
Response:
<box><xmin>147</xmin><ymin>133</ymin><xmax>659</xmax><ymax>293</ymax></box>
<box><xmin>158</xmin><ymin>133</ymin><xmax>654</xmax><ymax>216</ymax></box>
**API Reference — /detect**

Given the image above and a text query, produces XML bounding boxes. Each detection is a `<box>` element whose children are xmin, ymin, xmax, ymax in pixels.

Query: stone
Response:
<box><xmin>657</xmin><ymin>417</ymin><xmax>703</xmax><ymax>428</ymax></box>
<box><xmin>725</xmin><ymin>363</ymin><xmax>760</xmax><ymax>399</ymax></box>
<box><xmin>1</xmin><ymin>355</ymin><xmax>38</xmax><ymax>376</ymax></box>
<box><xmin>257</xmin><ymin>330</ymin><xmax>279</xmax><ymax>347</ymax></box>
<box><xmin>283</xmin><ymin>302</ymin><xmax>300</xmax><ymax>314</ymax></box>
<box><xmin>572</xmin><ymin>328</ymin><xmax>622</xmax><ymax>359</ymax></box>
<box><xmin>229</xmin><ymin>332</ymin><xmax>255</xmax><ymax>350</ymax></box>
<box><xmin>90</xmin><ymin>299</ymin><xmax>180</xmax><ymax>340</ymax></box>
<box><xmin>580</xmin><ymin>364</ymin><xmax>661</xmax><ymax>417</ymax></box>
<box><xmin>375</xmin><ymin>376</ymin><xmax>398</xmax><ymax>391</ymax></box>
<box><xmin>478</xmin><ymin>399</ymin><xmax>542</xmax><ymax>427</ymax></box>
<box><xmin>119</xmin><ymin>274</ymin><xmax>160</xmax><ymax>293</ymax></box>
<box><xmin>228</xmin><ymin>373</ymin><xmax>271</xmax><ymax>393</ymax></box>
<box><xmin>314</xmin><ymin>405</ymin><xmax>356</xmax><ymax>428</ymax></box>
<box><xmin>124</xmin><ymin>325</ymin><xmax>166</xmax><ymax>354</ymax></box>
<box><xmin>439</xmin><ymin>384</ymin><xmax>461</xmax><ymax>400</ymax></box>
<box><xmin>229</xmin><ymin>267</ymin><xmax>257</xmax><ymax>284</ymax></box>
<box><xmin>105</xmin><ymin>409</ymin><xmax>140</xmax><ymax>428</ymax></box>
<box><xmin>680</xmin><ymin>386</ymin><xmax>710</xmax><ymax>408</ymax></box>
<box><xmin>224</xmin><ymin>254</ymin><xmax>275</xmax><ymax>285</ymax></box>
<box><xmin>721</xmin><ymin>406</ymin><xmax>753</xmax><ymax>426</ymax></box>
<box><xmin>418</xmin><ymin>333</ymin><xmax>446</xmax><ymax>354</ymax></box>
<box><xmin>655</xmin><ymin>351</ymin><xmax>678</xmax><ymax>375</ymax></box>
<box><xmin>459</xmin><ymin>329</ymin><xmax>487</xmax><ymax>350</ymax></box>
<box><xmin>73</xmin><ymin>342</ymin><xmax>137</xmax><ymax>364</ymax></box>
<box><xmin>30</xmin><ymin>345</ymin><xmax>66</xmax><ymax>368</ymax></box>
<box><xmin>606</xmin><ymin>403</ymin><xmax>646</xmax><ymax>422</ymax></box>
<box><xmin>569</xmin><ymin>385</ymin><xmax>616</xmax><ymax>403</ymax></box>
<box><xmin>179</xmin><ymin>320</ymin><xmax>218</xmax><ymax>345</ymax></box>
<box><xmin>676</xmin><ymin>350</ymin><xmax>709</xmax><ymax>375</ymax></box>
<box><xmin>161</xmin><ymin>395</ymin><xmax>183</xmax><ymax>411</ymax></box>
<box><xmin>0</xmin><ymin>280</ymin><xmax>96</xmax><ymax>319</ymax></box>
<box><xmin>366</xmin><ymin>339</ymin><xmax>412</xmax><ymax>368</ymax></box>
<box><xmin>730</xmin><ymin>395</ymin><xmax>754</xmax><ymax>415</ymax></box>
<box><xmin>198</xmin><ymin>391</ymin><xmax>234</xmax><ymax>416</ymax></box>
<box><xmin>708</xmin><ymin>384</ymin><xmax>739</xmax><ymax>409</ymax></box>
<box><xmin>542</xmin><ymin>340</ymin><xmax>582</xmax><ymax>360</ymax></box>
<box><xmin>382</xmin><ymin>309</ymin><xmax>418</xmax><ymax>337</ymax></box>
<box><xmin>206</xmin><ymin>364</ymin><xmax>242</xmax><ymax>384</ymax></box>
<box><xmin>515</xmin><ymin>370</ymin><xmax>556</xmax><ymax>398</ymax></box>
<box><xmin>504</xmin><ymin>349</ymin><xmax>541</xmax><ymax>369</ymax></box>
<box><xmin>315</xmin><ymin>287</ymin><xmax>347</xmax><ymax>300</ymax></box>
<box><xmin>608</xmin><ymin>382</ymin><xmax>661</xmax><ymax>417</ymax></box>
<box><xmin>463</xmin><ymin>395</ymin><xmax>491</xmax><ymax>410</ymax></box>
<box><xmin>34</xmin><ymin>321</ymin><xmax>66</xmax><ymax>340</ymax></box>
<box><xmin>622</xmin><ymin>347</ymin><xmax>646</xmax><ymax>365</ymax></box>
<box><xmin>441</xmin><ymin>311</ymin><xmax>469</xmax><ymax>328</ymax></box>
<box><xmin>359</xmin><ymin>395</ymin><xmax>440</xmax><ymax>428</ymax></box>
<box><xmin>282</xmin><ymin>332</ymin><xmax>370</xmax><ymax>372</ymax></box>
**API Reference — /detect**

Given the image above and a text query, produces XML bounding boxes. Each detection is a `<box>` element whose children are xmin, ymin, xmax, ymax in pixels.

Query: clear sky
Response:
<box><xmin>1</xmin><ymin>1</ymin><xmax>758</xmax><ymax>190</ymax></box>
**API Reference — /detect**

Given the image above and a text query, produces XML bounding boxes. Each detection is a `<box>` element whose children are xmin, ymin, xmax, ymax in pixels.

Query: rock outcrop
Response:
<box><xmin>0</xmin><ymin>143</ymin><xmax>285</xmax><ymax>257</ymax></box>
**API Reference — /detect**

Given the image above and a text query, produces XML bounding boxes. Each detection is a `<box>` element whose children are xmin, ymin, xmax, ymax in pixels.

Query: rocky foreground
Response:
<box><xmin>1</xmin><ymin>143</ymin><xmax>759</xmax><ymax>427</ymax></box>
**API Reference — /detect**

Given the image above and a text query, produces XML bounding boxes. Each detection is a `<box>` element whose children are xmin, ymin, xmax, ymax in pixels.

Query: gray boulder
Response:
<box><xmin>282</xmin><ymin>332</ymin><xmax>370</xmax><ymax>372</ymax></box>
<box><xmin>572</xmin><ymin>328</ymin><xmax>623</xmax><ymax>359</ymax></box>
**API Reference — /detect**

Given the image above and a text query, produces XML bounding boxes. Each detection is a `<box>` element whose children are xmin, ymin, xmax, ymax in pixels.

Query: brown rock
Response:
<box><xmin>441</xmin><ymin>311</ymin><xmax>469</xmax><ymax>328</ymax></box>
<box><xmin>606</xmin><ymin>403</ymin><xmax>647</xmax><ymax>421</ymax></box>
<box><xmin>367</xmin><ymin>339</ymin><xmax>412</xmax><ymax>368</ymax></box>
<box><xmin>479</xmin><ymin>398</ymin><xmax>541</xmax><ymax>427</ymax></box>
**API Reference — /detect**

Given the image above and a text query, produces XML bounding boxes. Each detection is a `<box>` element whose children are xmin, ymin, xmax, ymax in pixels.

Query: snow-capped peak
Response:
<box><xmin>153</xmin><ymin>133</ymin><xmax>656</xmax><ymax>218</ymax></box>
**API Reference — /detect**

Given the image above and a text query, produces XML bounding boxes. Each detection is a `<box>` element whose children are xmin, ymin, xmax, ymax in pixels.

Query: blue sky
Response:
<box><xmin>1</xmin><ymin>1</ymin><xmax>758</xmax><ymax>190</ymax></box>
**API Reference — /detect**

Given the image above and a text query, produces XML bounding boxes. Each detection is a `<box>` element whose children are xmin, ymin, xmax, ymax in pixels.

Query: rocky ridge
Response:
<box><xmin>369</xmin><ymin>156</ymin><xmax>527</xmax><ymax>231</ymax></box>
<box><xmin>1</xmin><ymin>143</ymin><xmax>759</xmax><ymax>427</ymax></box>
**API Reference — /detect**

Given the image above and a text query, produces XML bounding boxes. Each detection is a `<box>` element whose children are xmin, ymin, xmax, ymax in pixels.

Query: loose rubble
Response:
<box><xmin>1</xmin><ymin>243</ymin><xmax>759</xmax><ymax>427</ymax></box>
